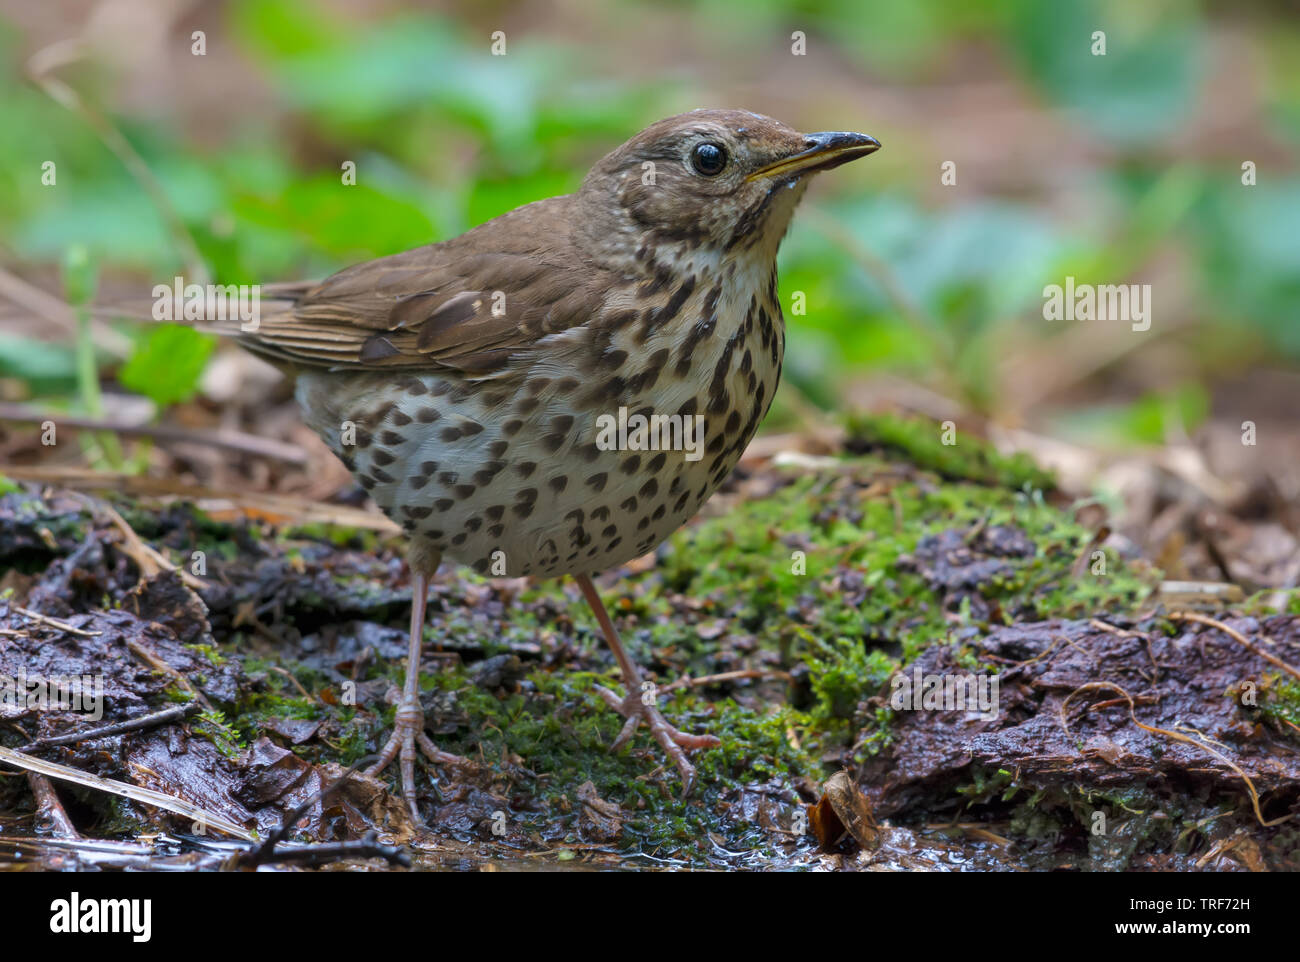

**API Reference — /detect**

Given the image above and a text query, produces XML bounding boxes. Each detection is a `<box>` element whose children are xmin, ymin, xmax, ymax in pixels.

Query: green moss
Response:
<box><xmin>806</xmin><ymin>636</ymin><xmax>894</xmax><ymax>724</ymax></box>
<box><xmin>427</xmin><ymin>666</ymin><xmax>818</xmax><ymax>856</ymax></box>
<box><xmin>92</xmin><ymin>793</ymin><xmax>155</xmax><ymax>838</ymax></box>
<box><xmin>279</xmin><ymin>522</ymin><xmax>385</xmax><ymax>553</ymax></box>
<box><xmin>846</xmin><ymin>412</ymin><xmax>1056</xmax><ymax>489</ymax></box>
<box><xmin>193</xmin><ymin>709</ymin><xmax>245</xmax><ymax>758</ymax></box>
<box><xmin>653</xmin><ymin>456</ymin><xmax>1152</xmax><ymax>731</ymax></box>
<box><xmin>229</xmin><ymin>658</ymin><xmax>329</xmax><ymax>746</ymax></box>
<box><xmin>0</xmin><ymin>490</ymin><xmax>91</xmax><ymax>554</ymax></box>
<box><xmin>186</xmin><ymin>643</ymin><xmax>226</xmax><ymax>667</ymax></box>
<box><xmin>160</xmin><ymin>684</ymin><xmax>195</xmax><ymax>704</ymax></box>
<box><xmin>236</xmin><ymin>689</ymin><xmax>323</xmax><ymax>724</ymax></box>
<box><xmin>948</xmin><ymin>765</ymin><xmax>1243</xmax><ymax>869</ymax></box>
<box><xmin>1237</xmin><ymin>588</ymin><xmax>1300</xmax><ymax>616</ymax></box>
<box><xmin>1260</xmin><ymin>676</ymin><xmax>1300</xmax><ymax>728</ymax></box>
<box><xmin>334</xmin><ymin>721</ymin><xmax>370</xmax><ymax>766</ymax></box>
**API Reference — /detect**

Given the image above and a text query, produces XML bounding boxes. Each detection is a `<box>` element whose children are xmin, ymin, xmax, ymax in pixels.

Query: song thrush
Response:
<box><xmin>177</xmin><ymin>109</ymin><xmax>877</xmax><ymax>819</ymax></box>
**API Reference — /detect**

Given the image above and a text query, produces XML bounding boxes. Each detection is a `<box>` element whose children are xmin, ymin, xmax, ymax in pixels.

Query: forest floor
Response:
<box><xmin>2</xmin><ymin>414</ymin><xmax>1297</xmax><ymax>871</ymax></box>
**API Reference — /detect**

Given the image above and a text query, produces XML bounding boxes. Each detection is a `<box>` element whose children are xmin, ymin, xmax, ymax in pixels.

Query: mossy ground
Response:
<box><xmin>192</xmin><ymin>419</ymin><xmax>1159</xmax><ymax>860</ymax></box>
<box><xmin>7</xmin><ymin>415</ymin><xmax>1295</xmax><ymax>867</ymax></box>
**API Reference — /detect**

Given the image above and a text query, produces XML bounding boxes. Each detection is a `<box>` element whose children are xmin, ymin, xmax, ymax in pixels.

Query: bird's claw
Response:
<box><xmin>595</xmin><ymin>685</ymin><xmax>721</xmax><ymax>795</ymax></box>
<box><xmin>365</xmin><ymin>697</ymin><xmax>465</xmax><ymax>824</ymax></box>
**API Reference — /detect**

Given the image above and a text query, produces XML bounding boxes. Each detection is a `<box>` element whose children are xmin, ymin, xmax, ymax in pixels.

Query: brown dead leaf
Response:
<box><xmin>810</xmin><ymin>770</ymin><xmax>880</xmax><ymax>852</ymax></box>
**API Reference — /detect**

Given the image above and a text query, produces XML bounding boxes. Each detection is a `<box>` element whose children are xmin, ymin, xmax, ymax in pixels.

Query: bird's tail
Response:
<box><xmin>96</xmin><ymin>279</ymin><xmax>316</xmax><ymax>368</ymax></box>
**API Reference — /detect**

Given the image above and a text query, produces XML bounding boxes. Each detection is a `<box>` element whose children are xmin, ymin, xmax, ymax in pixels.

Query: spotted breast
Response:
<box><xmin>297</xmin><ymin>251</ymin><xmax>785</xmax><ymax>580</ymax></box>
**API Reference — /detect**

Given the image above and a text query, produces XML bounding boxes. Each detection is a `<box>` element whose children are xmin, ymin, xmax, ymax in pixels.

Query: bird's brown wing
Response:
<box><xmin>240</xmin><ymin>196</ymin><xmax>613</xmax><ymax>374</ymax></box>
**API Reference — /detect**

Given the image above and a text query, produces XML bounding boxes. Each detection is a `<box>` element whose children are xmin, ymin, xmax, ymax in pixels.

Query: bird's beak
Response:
<box><xmin>748</xmin><ymin>131</ymin><xmax>881</xmax><ymax>182</ymax></box>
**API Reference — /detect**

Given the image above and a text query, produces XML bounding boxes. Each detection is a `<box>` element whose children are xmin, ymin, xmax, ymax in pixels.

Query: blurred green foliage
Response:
<box><xmin>118</xmin><ymin>324</ymin><xmax>215</xmax><ymax>408</ymax></box>
<box><xmin>846</xmin><ymin>411</ymin><xmax>1057</xmax><ymax>489</ymax></box>
<box><xmin>0</xmin><ymin>0</ymin><xmax>1296</xmax><ymax>448</ymax></box>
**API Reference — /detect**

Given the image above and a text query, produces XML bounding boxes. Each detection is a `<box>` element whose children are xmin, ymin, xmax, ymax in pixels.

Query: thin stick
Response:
<box><xmin>0</xmin><ymin>744</ymin><xmax>254</xmax><ymax>840</ymax></box>
<box><xmin>27</xmin><ymin>773</ymin><xmax>79</xmax><ymax>837</ymax></box>
<box><xmin>26</xmin><ymin>38</ymin><xmax>208</xmax><ymax>285</ymax></box>
<box><xmin>25</xmin><ymin>705</ymin><xmax>195</xmax><ymax>750</ymax></box>
<box><xmin>0</xmin><ymin>404</ymin><xmax>308</xmax><ymax>466</ymax></box>
<box><xmin>1170</xmin><ymin>611</ymin><xmax>1300</xmax><ymax>683</ymax></box>
<box><xmin>233</xmin><ymin>834</ymin><xmax>409</xmax><ymax>869</ymax></box>
<box><xmin>85</xmin><ymin>496</ymin><xmax>209</xmax><ymax>591</ymax></box>
<box><xmin>269</xmin><ymin>666</ymin><xmax>314</xmax><ymax>702</ymax></box>
<box><xmin>126</xmin><ymin>641</ymin><xmax>213</xmax><ymax>712</ymax></box>
<box><xmin>0</xmin><ymin>266</ymin><xmax>132</xmax><ymax>357</ymax></box>
<box><xmin>6</xmin><ymin>605</ymin><xmax>99</xmax><ymax>638</ymax></box>
<box><xmin>0</xmin><ymin>466</ymin><xmax>401</xmax><ymax>534</ymax></box>
<box><xmin>238</xmin><ymin>753</ymin><xmax>408</xmax><ymax>868</ymax></box>
<box><xmin>1059</xmin><ymin>681</ymin><xmax>1288</xmax><ymax>828</ymax></box>
<box><xmin>658</xmin><ymin>669</ymin><xmax>793</xmax><ymax>693</ymax></box>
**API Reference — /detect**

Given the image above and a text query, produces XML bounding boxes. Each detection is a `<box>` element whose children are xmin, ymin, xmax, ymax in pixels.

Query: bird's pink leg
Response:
<box><xmin>366</xmin><ymin>567</ymin><xmax>465</xmax><ymax>823</ymax></box>
<box><xmin>575</xmin><ymin>573</ymin><xmax>720</xmax><ymax>794</ymax></box>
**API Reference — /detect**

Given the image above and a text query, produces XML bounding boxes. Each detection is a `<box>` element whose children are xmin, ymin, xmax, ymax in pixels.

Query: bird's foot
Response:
<box><xmin>595</xmin><ymin>685</ymin><xmax>721</xmax><ymax>795</ymax></box>
<box><xmin>365</xmin><ymin>696</ymin><xmax>466</xmax><ymax>824</ymax></box>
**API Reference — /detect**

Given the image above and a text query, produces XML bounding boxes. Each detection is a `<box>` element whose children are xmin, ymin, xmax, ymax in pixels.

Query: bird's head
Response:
<box><xmin>577</xmin><ymin>108</ymin><xmax>879</xmax><ymax>269</ymax></box>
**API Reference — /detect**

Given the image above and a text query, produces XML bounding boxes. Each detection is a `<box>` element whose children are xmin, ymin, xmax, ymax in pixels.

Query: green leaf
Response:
<box><xmin>118</xmin><ymin>324</ymin><xmax>215</xmax><ymax>408</ymax></box>
<box><xmin>232</xmin><ymin>173</ymin><xmax>437</xmax><ymax>259</ymax></box>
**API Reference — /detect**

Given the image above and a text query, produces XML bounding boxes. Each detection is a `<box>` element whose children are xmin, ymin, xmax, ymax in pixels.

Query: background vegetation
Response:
<box><xmin>1</xmin><ymin>0</ymin><xmax>1296</xmax><ymax>448</ymax></box>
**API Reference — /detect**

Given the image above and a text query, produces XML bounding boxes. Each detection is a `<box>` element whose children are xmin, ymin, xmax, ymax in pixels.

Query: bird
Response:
<box><xmin>155</xmin><ymin>109</ymin><xmax>878</xmax><ymax>821</ymax></box>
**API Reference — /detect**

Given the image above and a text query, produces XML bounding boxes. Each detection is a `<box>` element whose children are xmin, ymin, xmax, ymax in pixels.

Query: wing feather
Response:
<box><xmin>235</xmin><ymin>196</ymin><xmax>617</xmax><ymax>374</ymax></box>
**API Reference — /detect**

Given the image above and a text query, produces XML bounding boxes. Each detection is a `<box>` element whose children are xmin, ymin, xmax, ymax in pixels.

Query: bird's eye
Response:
<box><xmin>690</xmin><ymin>142</ymin><xmax>727</xmax><ymax>176</ymax></box>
